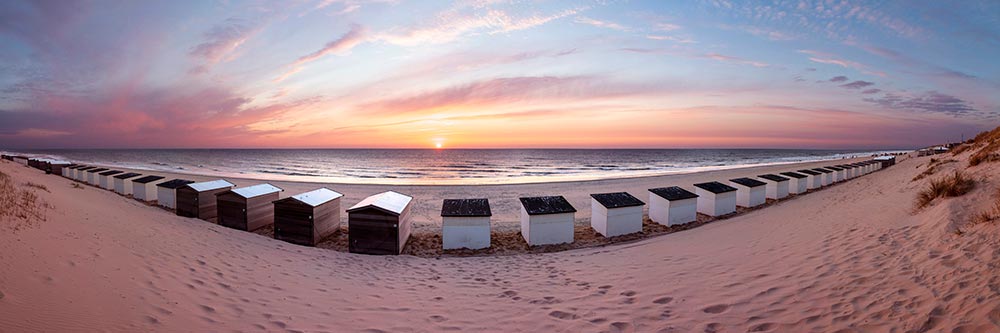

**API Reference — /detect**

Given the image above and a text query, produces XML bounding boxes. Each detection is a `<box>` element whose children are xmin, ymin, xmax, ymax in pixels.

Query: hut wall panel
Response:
<box><xmin>245</xmin><ymin>193</ymin><xmax>278</xmax><ymax>231</ymax></box>
<box><xmin>442</xmin><ymin>216</ymin><xmax>490</xmax><ymax>250</ymax></box>
<box><xmin>348</xmin><ymin>209</ymin><xmax>400</xmax><ymax>255</ymax></box>
<box><xmin>520</xmin><ymin>209</ymin><xmax>574</xmax><ymax>246</ymax></box>
<box><xmin>175</xmin><ymin>187</ymin><xmax>199</xmax><ymax>218</ymax></box>
<box><xmin>274</xmin><ymin>201</ymin><xmax>315</xmax><ymax>246</ymax></box>
<box><xmin>312</xmin><ymin>199</ymin><xmax>340</xmax><ymax>243</ymax></box>
<box><xmin>216</xmin><ymin>193</ymin><xmax>247</xmax><ymax>230</ymax></box>
<box><xmin>197</xmin><ymin>189</ymin><xmax>228</xmax><ymax>221</ymax></box>
<box><xmin>157</xmin><ymin>188</ymin><xmax>176</xmax><ymax>209</ymax></box>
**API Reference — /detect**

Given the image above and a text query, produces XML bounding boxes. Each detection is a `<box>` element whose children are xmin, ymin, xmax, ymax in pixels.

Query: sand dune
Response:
<box><xmin>1</xmin><ymin>150</ymin><xmax>999</xmax><ymax>332</ymax></box>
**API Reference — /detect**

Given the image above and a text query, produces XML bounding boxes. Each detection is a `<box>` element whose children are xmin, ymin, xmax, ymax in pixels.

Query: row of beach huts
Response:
<box><xmin>2</xmin><ymin>153</ymin><xmax>897</xmax><ymax>255</ymax></box>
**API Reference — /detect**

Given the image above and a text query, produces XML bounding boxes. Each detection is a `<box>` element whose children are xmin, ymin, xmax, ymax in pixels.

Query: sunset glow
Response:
<box><xmin>0</xmin><ymin>1</ymin><xmax>997</xmax><ymax>149</ymax></box>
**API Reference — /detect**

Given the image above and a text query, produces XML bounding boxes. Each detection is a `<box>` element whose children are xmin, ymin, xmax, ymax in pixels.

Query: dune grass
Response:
<box><xmin>0</xmin><ymin>170</ymin><xmax>49</xmax><ymax>227</ymax></box>
<box><xmin>915</xmin><ymin>171</ymin><xmax>976</xmax><ymax>209</ymax></box>
<box><xmin>969</xmin><ymin>127</ymin><xmax>1000</xmax><ymax>167</ymax></box>
<box><xmin>971</xmin><ymin>188</ymin><xmax>1000</xmax><ymax>225</ymax></box>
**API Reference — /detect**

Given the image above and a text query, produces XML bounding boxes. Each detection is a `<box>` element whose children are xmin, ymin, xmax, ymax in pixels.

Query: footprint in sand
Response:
<box><xmin>703</xmin><ymin>323</ymin><xmax>721</xmax><ymax>333</ymax></box>
<box><xmin>703</xmin><ymin>304</ymin><xmax>730</xmax><ymax>314</ymax></box>
<box><xmin>748</xmin><ymin>323</ymin><xmax>776</xmax><ymax>332</ymax></box>
<box><xmin>608</xmin><ymin>322</ymin><xmax>634</xmax><ymax>333</ymax></box>
<box><xmin>428</xmin><ymin>315</ymin><xmax>447</xmax><ymax>323</ymax></box>
<box><xmin>548</xmin><ymin>310</ymin><xmax>578</xmax><ymax>320</ymax></box>
<box><xmin>653</xmin><ymin>297</ymin><xmax>674</xmax><ymax>304</ymax></box>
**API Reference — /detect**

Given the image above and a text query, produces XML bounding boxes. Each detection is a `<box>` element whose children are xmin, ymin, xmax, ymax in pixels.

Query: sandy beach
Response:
<box><xmin>2</xmin><ymin>145</ymin><xmax>999</xmax><ymax>332</ymax></box>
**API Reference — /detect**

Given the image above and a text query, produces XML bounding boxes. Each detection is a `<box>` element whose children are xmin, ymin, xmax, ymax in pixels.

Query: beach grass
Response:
<box><xmin>915</xmin><ymin>170</ymin><xmax>975</xmax><ymax>209</ymax></box>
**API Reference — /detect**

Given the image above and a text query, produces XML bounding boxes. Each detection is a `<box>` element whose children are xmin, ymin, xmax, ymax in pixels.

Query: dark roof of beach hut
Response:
<box><xmin>590</xmin><ymin>192</ymin><xmax>644</xmax><ymax>209</ymax></box>
<box><xmin>133</xmin><ymin>175</ymin><xmax>165</xmax><ymax>184</ymax></box>
<box><xmin>88</xmin><ymin>168</ymin><xmax>109</xmax><ymax>173</ymax></box>
<box><xmin>825</xmin><ymin>166</ymin><xmax>843</xmax><ymax>171</ymax></box>
<box><xmin>519</xmin><ymin>196</ymin><xmax>577</xmax><ymax>215</ymax></box>
<box><xmin>797</xmin><ymin>169</ymin><xmax>821</xmax><ymax>176</ymax></box>
<box><xmin>779</xmin><ymin>172</ymin><xmax>808</xmax><ymax>179</ymax></box>
<box><xmin>156</xmin><ymin>179</ymin><xmax>195</xmax><ymax>189</ymax></box>
<box><xmin>730</xmin><ymin>177</ymin><xmax>766</xmax><ymax>188</ymax></box>
<box><xmin>99</xmin><ymin>170</ymin><xmax>123</xmax><ymax>176</ymax></box>
<box><xmin>812</xmin><ymin>168</ymin><xmax>833</xmax><ymax>173</ymax></box>
<box><xmin>649</xmin><ymin>186</ymin><xmax>698</xmax><ymax>201</ymax></box>
<box><xmin>114</xmin><ymin>172</ymin><xmax>143</xmax><ymax>179</ymax></box>
<box><xmin>758</xmin><ymin>174</ymin><xmax>790</xmax><ymax>182</ymax></box>
<box><xmin>77</xmin><ymin>166</ymin><xmax>96</xmax><ymax>171</ymax></box>
<box><xmin>694</xmin><ymin>181</ymin><xmax>738</xmax><ymax>194</ymax></box>
<box><xmin>441</xmin><ymin>198</ymin><xmax>492</xmax><ymax>217</ymax></box>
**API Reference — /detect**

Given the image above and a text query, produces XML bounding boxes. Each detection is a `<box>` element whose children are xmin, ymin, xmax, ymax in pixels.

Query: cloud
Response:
<box><xmin>646</xmin><ymin>35</ymin><xmax>696</xmax><ymax>43</ymax></box>
<box><xmin>828</xmin><ymin>76</ymin><xmax>848</xmax><ymax>82</ymax></box>
<box><xmin>864</xmin><ymin>91</ymin><xmax>977</xmax><ymax>115</ymax></box>
<box><xmin>274</xmin><ymin>24</ymin><xmax>367</xmax><ymax>82</ymax></box>
<box><xmin>840</xmin><ymin>80</ymin><xmax>874</xmax><ymax>89</ymax></box>
<box><xmin>374</xmin><ymin>6</ymin><xmax>582</xmax><ymax>46</ymax></box>
<box><xmin>798</xmin><ymin>50</ymin><xmax>886</xmax><ymax>77</ymax></box>
<box><xmin>574</xmin><ymin>16</ymin><xmax>630</xmax><ymax>31</ymax></box>
<box><xmin>621</xmin><ymin>48</ymin><xmax>768</xmax><ymax>68</ymax></box>
<box><xmin>654</xmin><ymin>22</ymin><xmax>681</xmax><ymax>31</ymax></box>
<box><xmin>704</xmin><ymin>53</ymin><xmax>769</xmax><ymax>67</ymax></box>
<box><xmin>856</xmin><ymin>44</ymin><xmax>977</xmax><ymax>81</ymax></box>
<box><xmin>189</xmin><ymin>17</ymin><xmax>266</xmax><ymax>73</ymax></box>
<box><xmin>861</xmin><ymin>88</ymin><xmax>881</xmax><ymax>94</ymax></box>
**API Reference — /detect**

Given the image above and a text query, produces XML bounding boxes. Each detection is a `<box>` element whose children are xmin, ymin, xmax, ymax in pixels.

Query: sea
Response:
<box><xmin>3</xmin><ymin>149</ymin><xmax>906</xmax><ymax>185</ymax></box>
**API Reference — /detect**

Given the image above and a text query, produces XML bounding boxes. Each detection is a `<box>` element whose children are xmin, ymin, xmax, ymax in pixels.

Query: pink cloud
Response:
<box><xmin>274</xmin><ymin>24</ymin><xmax>367</xmax><ymax>82</ymax></box>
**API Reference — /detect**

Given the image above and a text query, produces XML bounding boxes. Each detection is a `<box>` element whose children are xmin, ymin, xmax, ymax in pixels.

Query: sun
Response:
<box><xmin>435</xmin><ymin>142</ymin><xmax>443</xmax><ymax>149</ymax></box>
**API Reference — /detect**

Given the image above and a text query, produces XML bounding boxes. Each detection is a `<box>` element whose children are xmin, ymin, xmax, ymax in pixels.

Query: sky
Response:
<box><xmin>0</xmin><ymin>0</ymin><xmax>998</xmax><ymax>149</ymax></box>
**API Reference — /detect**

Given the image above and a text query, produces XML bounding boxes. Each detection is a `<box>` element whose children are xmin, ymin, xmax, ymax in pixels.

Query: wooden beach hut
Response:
<box><xmin>86</xmin><ymin>168</ymin><xmax>108</xmax><ymax>185</ymax></box>
<box><xmin>47</xmin><ymin>160</ymin><xmax>72</xmax><ymax>175</ymax></box>
<box><xmin>131</xmin><ymin>175</ymin><xmax>166</xmax><ymax>202</ymax></box>
<box><xmin>441</xmin><ymin>198</ymin><xmax>492</xmax><ymax>250</ymax></box>
<box><xmin>519</xmin><ymin>195</ymin><xmax>576</xmax><ymax>246</ymax></box>
<box><xmin>216</xmin><ymin>183</ymin><xmax>283</xmax><ymax>231</ymax></box>
<box><xmin>758</xmin><ymin>174</ymin><xmax>790</xmax><ymax>199</ymax></box>
<box><xmin>839</xmin><ymin>165</ymin><xmax>856</xmax><ymax>179</ymax></box>
<box><xmin>273</xmin><ymin>188</ymin><xmax>344</xmax><ymax>247</ymax></box>
<box><xmin>694</xmin><ymin>182</ymin><xmax>737</xmax><ymax>217</ymax></box>
<box><xmin>75</xmin><ymin>166</ymin><xmax>95</xmax><ymax>181</ymax></box>
<box><xmin>827</xmin><ymin>166</ymin><xmax>845</xmax><ymax>182</ymax></box>
<box><xmin>155</xmin><ymin>179</ymin><xmax>195</xmax><ymax>209</ymax></box>
<box><xmin>113</xmin><ymin>172</ymin><xmax>143</xmax><ymax>195</ymax></box>
<box><xmin>797</xmin><ymin>169</ymin><xmax>823</xmax><ymax>190</ymax></box>
<box><xmin>729</xmin><ymin>177</ymin><xmax>766</xmax><ymax>208</ymax></box>
<box><xmin>648</xmin><ymin>186</ymin><xmax>698</xmax><ymax>226</ymax></box>
<box><xmin>13</xmin><ymin>156</ymin><xmax>28</xmax><ymax>165</ymax></box>
<box><xmin>98</xmin><ymin>170</ymin><xmax>123</xmax><ymax>189</ymax></box>
<box><xmin>813</xmin><ymin>168</ymin><xmax>834</xmax><ymax>186</ymax></box>
<box><xmin>780</xmin><ymin>172</ymin><xmax>809</xmax><ymax>194</ymax></box>
<box><xmin>61</xmin><ymin>164</ymin><xmax>77</xmax><ymax>178</ymax></box>
<box><xmin>347</xmin><ymin>191</ymin><xmax>414</xmax><ymax>255</ymax></box>
<box><xmin>175</xmin><ymin>180</ymin><xmax>235</xmax><ymax>221</ymax></box>
<box><xmin>590</xmin><ymin>192</ymin><xmax>644</xmax><ymax>238</ymax></box>
<box><xmin>66</xmin><ymin>165</ymin><xmax>83</xmax><ymax>179</ymax></box>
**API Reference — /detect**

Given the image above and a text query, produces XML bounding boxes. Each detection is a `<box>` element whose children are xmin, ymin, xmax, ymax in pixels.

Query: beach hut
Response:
<box><xmin>840</xmin><ymin>165</ymin><xmax>856</xmax><ymax>179</ymax></box>
<box><xmin>827</xmin><ymin>166</ymin><xmax>845</xmax><ymax>182</ymax></box>
<box><xmin>216</xmin><ymin>183</ymin><xmax>283</xmax><ymax>231</ymax></box>
<box><xmin>13</xmin><ymin>156</ymin><xmax>28</xmax><ymax>165</ymax></box>
<box><xmin>47</xmin><ymin>161</ymin><xmax>72</xmax><ymax>175</ymax></box>
<box><xmin>693</xmin><ymin>182</ymin><xmax>737</xmax><ymax>217</ymax></box>
<box><xmin>797</xmin><ymin>169</ymin><xmax>823</xmax><ymax>189</ymax></box>
<box><xmin>273</xmin><ymin>188</ymin><xmax>344</xmax><ymax>247</ymax></box>
<box><xmin>347</xmin><ymin>191</ymin><xmax>414</xmax><ymax>255</ymax></box>
<box><xmin>519</xmin><ymin>196</ymin><xmax>576</xmax><ymax>246</ymax></box>
<box><xmin>113</xmin><ymin>172</ymin><xmax>143</xmax><ymax>195</ymax></box>
<box><xmin>132</xmin><ymin>175</ymin><xmax>166</xmax><ymax>202</ymax></box>
<box><xmin>780</xmin><ymin>172</ymin><xmax>809</xmax><ymax>194</ymax></box>
<box><xmin>758</xmin><ymin>174</ymin><xmax>790</xmax><ymax>199</ymax></box>
<box><xmin>155</xmin><ymin>179</ymin><xmax>195</xmax><ymax>209</ymax></box>
<box><xmin>86</xmin><ymin>168</ymin><xmax>108</xmax><ymax>185</ymax></box>
<box><xmin>729</xmin><ymin>177</ymin><xmax>766</xmax><ymax>208</ymax></box>
<box><xmin>175</xmin><ymin>180</ymin><xmax>236</xmax><ymax>221</ymax></box>
<box><xmin>61</xmin><ymin>164</ymin><xmax>78</xmax><ymax>178</ymax></box>
<box><xmin>440</xmin><ymin>198</ymin><xmax>492</xmax><ymax>250</ymax></box>
<box><xmin>590</xmin><ymin>192</ymin><xmax>644</xmax><ymax>238</ymax></box>
<box><xmin>66</xmin><ymin>165</ymin><xmax>82</xmax><ymax>179</ymax></box>
<box><xmin>98</xmin><ymin>170</ymin><xmax>123</xmax><ymax>189</ymax></box>
<box><xmin>648</xmin><ymin>186</ymin><xmax>699</xmax><ymax>226</ymax></box>
<box><xmin>75</xmin><ymin>166</ymin><xmax>95</xmax><ymax>181</ymax></box>
<box><xmin>813</xmin><ymin>168</ymin><xmax>834</xmax><ymax>186</ymax></box>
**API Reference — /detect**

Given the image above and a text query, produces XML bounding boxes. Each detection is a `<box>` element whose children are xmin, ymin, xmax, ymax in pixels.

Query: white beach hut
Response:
<box><xmin>75</xmin><ymin>166</ymin><xmax>94</xmax><ymax>181</ymax></box>
<box><xmin>113</xmin><ymin>172</ymin><xmax>143</xmax><ymax>195</ymax></box>
<box><xmin>590</xmin><ymin>192</ymin><xmax>644</xmax><ymax>238</ymax></box>
<box><xmin>758</xmin><ymin>174</ymin><xmax>790</xmax><ymax>199</ymax></box>
<box><xmin>780</xmin><ymin>172</ymin><xmax>809</xmax><ymax>194</ymax></box>
<box><xmin>132</xmin><ymin>175</ymin><xmax>166</xmax><ymax>202</ymax></box>
<box><xmin>86</xmin><ymin>168</ymin><xmax>108</xmax><ymax>185</ymax></box>
<box><xmin>648</xmin><ymin>186</ymin><xmax>699</xmax><ymax>226</ymax></box>
<box><xmin>828</xmin><ymin>166</ymin><xmax>845</xmax><ymax>182</ymax></box>
<box><xmin>156</xmin><ymin>179</ymin><xmax>195</xmax><ymax>209</ymax></box>
<box><xmin>815</xmin><ymin>168</ymin><xmax>834</xmax><ymax>185</ymax></box>
<box><xmin>61</xmin><ymin>164</ymin><xmax>75</xmax><ymax>178</ymax></box>
<box><xmin>519</xmin><ymin>196</ymin><xmax>576</xmax><ymax>246</ymax></box>
<box><xmin>98</xmin><ymin>170</ymin><xmax>123</xmax><ymax>189</ymax></box>
<box><xmin>797</xmin><ymin>169</ymin><xmax>823</xmax><ymax>190</ymax></box>
<box><xmin>440</xmin><ymin>198</ymin><xmax>492</xmax><ymax>250</ymax></box>
<box><xmin>693</xmin><ymin>182</ymin><xmax>738</xmax><ymax>217</ymax></box>
<box><xmin>728</xmin><ymin>177</ymin><xmax>767</xmax><ymax>208</ymax></box>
